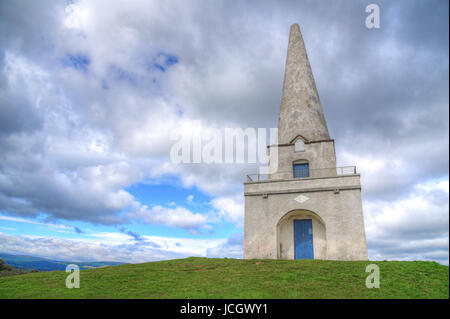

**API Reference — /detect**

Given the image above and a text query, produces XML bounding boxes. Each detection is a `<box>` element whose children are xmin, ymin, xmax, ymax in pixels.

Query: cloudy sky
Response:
<box><xmin>0</xmin><ymin>0</ymin><xmax>448</xmax><ymax>265</ymax></box>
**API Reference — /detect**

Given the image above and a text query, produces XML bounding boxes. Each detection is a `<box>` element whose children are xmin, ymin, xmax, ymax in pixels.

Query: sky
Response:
<box><xmin>0</xmin><ymin>0</ymin><xmax>448</xmax><ymax>265</ymax></box>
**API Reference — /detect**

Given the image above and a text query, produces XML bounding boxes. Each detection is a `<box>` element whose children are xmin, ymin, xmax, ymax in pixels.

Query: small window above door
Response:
<box><xmin>293</xmin><ymin>163</ymin><xmax>309</xmax><ymax>178</ymax></box>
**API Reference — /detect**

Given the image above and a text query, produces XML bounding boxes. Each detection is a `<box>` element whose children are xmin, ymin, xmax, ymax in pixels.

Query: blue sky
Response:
<box><xmin>0</xmin><ymin>0</ymin><xmax>448</xmax><ymax>264</ymax></box>
<box><xmin>0</xmin><ymin>180</ymin><xmax>236</xmax><ymax>238</ymax></box>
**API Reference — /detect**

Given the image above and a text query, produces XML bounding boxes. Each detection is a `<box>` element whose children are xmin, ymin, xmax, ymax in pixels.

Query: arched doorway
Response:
<box><xmin>276</xmin><ymin>209</ymin><xmax>327</xmax><ymax>260</ymax></box>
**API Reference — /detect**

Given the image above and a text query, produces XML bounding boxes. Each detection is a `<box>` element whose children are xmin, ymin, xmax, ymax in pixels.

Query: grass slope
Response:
<box><xmin>0</xmin><ymin>257</ymin><xmax>448</xmax><ymax>299</ymax></box>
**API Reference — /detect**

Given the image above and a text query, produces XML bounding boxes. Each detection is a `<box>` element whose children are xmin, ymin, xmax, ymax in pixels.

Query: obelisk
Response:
<box><xmin>278</xmin><ymin>24</ymin><xmax>330</xmax><ymax>144</ymax></box>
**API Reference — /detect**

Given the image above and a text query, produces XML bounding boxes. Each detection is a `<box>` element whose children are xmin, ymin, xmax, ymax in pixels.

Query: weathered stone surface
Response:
<box><xmin>278</xmin><ymin>24</ymin><xmax>330</xmax><ymax>144</ymax></box>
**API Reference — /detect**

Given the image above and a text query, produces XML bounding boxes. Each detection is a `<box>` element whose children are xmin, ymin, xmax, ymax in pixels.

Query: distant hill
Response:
<box><xmin>0</xmin><ymin>257</ymin><xmax>448</xmax><ymax>298</ymax></box>
<box><xmin>0</xmin><ymin>253</ymin><xmax>123</xmax><ymax>271</ymax></box>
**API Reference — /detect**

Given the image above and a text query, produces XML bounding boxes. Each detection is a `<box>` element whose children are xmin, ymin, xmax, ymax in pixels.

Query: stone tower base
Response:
<box><xmin>244</xmin><ymin>174</ymin><xmax>368</xmax><ymax>261</ymax></box>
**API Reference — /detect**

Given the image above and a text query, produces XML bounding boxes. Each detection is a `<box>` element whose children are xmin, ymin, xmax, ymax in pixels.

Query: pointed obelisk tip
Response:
<box><xmin>289</xmin><ymin>23</ymin><xmax>302</xmax><ymax>36</ymax></box>
<box><xmin>278</xmin><ymin>23</ymin><xmax>331</xmax><ymax>143</ymax></box>
<box><xmin>290</xmin><ymin>23</ymin><xmax>300</xmax><ymax>31</ymax></box>
<box><xmin>288</xmin><ymin>24</ymin><xmax>303</xmax><ymax>44</ymax></box>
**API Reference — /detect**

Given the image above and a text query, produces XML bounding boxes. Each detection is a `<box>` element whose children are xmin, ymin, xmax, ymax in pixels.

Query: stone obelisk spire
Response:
<box><xmin>278</xmin><ymin>24</ymin><xmax>330</xmax><ymax>144</ymax></box>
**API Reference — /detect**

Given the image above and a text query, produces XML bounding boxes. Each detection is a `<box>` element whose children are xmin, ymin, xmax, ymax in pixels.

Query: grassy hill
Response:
<box><xmin>0</xmin><ymin>257</ymin><xmax>448</xmax><ymax>299</ymax></box>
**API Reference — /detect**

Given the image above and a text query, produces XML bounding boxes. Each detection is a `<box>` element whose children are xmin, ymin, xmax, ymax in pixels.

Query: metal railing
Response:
<box><xmin>246</xmin><ymin>166</ymin><xmax>357</xmax><ymax>182</ymax></box>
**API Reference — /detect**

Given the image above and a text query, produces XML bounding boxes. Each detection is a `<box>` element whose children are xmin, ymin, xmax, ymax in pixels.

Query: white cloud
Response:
<box><xmin>211</xmin><ymin>196</ymin><xmax>244</xmax><ymax>227</ymax></box>
<box><xmin>365</xmin><ymin>180</ymin><xmax>449</xmax><ymax>264</ymax></box>
<box><xmin>142</xmin><ymin>235</ymin><xmax>226</xmax><ymax>255</ymax></box>
<box><xmin>206</xmin><ymin>233</ymin><xmax>243</xmax><ymax>258</ymax></box>
<box><xmin>129</xmin><ymin>204</ymin><xmax>209</xmax><ymax>231</ymax></box>
<box><xmin>0</xmin><ymin>215</ymin><xmax>73</xmax><ymax>231</ymax></box>
<box><xmin>0</xmin><ymin>226</ymin><xmax>16</xmax><ymax>231</ymax></box>
<box><xmin>0</xmin><ymin>232</ymin><xmax>227</xmax><ymax>263</ymax></box>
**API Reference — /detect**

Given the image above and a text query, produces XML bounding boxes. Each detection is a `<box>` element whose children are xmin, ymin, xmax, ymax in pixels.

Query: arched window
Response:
<box><xmin>293</xmin><ymin>160</ymin><xmax>309</xmax><ymax>178</ymax></box>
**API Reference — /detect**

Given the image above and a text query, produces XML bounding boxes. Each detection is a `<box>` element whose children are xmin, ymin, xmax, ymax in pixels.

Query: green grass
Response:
<box><xmin>0</xmin><ymin>257</ymin><xmax>448</xmax><ymax>299</ymax></box>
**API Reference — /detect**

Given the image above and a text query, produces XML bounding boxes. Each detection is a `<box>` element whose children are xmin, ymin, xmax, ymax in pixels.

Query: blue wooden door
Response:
<box><xmin>294</xmin><ymin>219</ymin><xmax>314</xmax><ymax>259</ymax></box>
